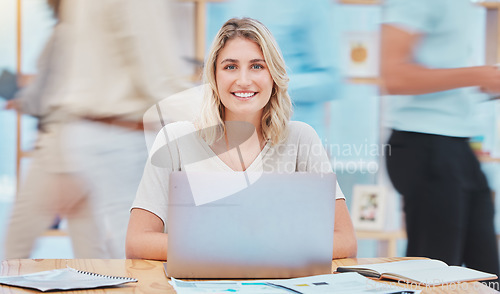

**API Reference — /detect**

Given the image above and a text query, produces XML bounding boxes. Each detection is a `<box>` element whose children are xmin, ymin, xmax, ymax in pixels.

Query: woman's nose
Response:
<box><xmin>236</xmin><ymin>69</ymin><xmax>251</xmax><ymax>86</ymax></box>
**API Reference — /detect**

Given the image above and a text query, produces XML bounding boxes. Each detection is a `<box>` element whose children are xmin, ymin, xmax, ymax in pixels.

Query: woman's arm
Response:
<box><xmin>332</xmin><ymin>199</ymin><xmax>357</xmax><ymax>259</ymax></box>
<box><xmin>126</xmin><ymin>208</ymin><xmax>168</xmax><ymax>260</ymax></box>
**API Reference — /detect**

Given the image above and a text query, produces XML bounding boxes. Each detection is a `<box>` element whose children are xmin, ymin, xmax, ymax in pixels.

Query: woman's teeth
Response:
<box><xmin>233</xmin><ymin>92</ymin><xmax>256</xmax><ymax>98</ymax></box>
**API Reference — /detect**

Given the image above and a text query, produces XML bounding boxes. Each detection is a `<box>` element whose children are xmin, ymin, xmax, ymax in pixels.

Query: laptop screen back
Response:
<box><xmin>166</xmin><ymin>172</ymin><xmax>336</xmax><ymax>278</ymax></box>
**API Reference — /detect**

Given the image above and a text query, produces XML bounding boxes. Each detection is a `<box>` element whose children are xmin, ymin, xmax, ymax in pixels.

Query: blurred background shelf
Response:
<box><xmin>337</xmin><ymin>0</ymin><xmax>380</xmax><ymax>5</ymax></box>
<box><xmin>347</xmin><ymin>77</ymin><xmax>380</xmax><ymax>85</ymax></box>
<box><xmin>4</xmin><ymin>0</ymin><xmax>500</xmax><ymax>261</ymax></box>
<box><xmin>356</xmin><ymin>230</ymin><xmax>406</xmax><ymax>257</ymax></box>
<box><xmin>478</xmin><ymin>2</ymin><xmax>500</xmax><ymax>9</ymax></box>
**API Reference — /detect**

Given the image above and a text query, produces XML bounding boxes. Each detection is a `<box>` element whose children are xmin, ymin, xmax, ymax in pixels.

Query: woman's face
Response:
<box><xmin>215</xmin><ymin>37</ymin><xmax>274</xmax><ymax>122</ymax></box>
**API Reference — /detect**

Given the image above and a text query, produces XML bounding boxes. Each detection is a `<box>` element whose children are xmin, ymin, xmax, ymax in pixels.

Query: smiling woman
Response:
<box><xmin>125</xmin><ymin>17</ymin><xmax>357</xmax><ymax>262</ymax></box>
<box><xmin>216</xmin><ymin>38</ymin><xmax>273</xmax><ymax>125</ymax></box>
<box><xmin>199</xmin><ymin>17</ymin><xmax>291</xmax><ymax>147</ymax></box>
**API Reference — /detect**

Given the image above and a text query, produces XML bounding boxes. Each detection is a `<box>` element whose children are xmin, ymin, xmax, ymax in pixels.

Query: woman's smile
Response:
<box><xmin>216</xmin><ymin>37</ymin><xmax>274</xmax><ymax>122</ymax></box>
<box><xmin>232</xmin><ymin>91</ymin><xmax>258</xmax><ymax>100</ymax></box>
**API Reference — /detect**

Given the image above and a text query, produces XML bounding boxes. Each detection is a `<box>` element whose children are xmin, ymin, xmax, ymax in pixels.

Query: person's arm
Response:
<box><xmin>5</xmin><ymin>99</ymin><xmax>20</xmax><ymax>111</ymax></box>
<box><xmin>126</xmin><ymin>208</ymin><xmax>168</xmax><ymax>260</ymax></box>
<box><xmin>380</xmin><ymin>24</ymin><xmax>500</xmax><ymax>95</ymax></box>
<box><xmin>332</xmin><ymin>199</ymin><xmax>357</xmax><ymax>259</ymax></box>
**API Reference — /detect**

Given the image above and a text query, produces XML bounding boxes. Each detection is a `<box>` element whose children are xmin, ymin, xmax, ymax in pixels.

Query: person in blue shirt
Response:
<box><xmin>382</xmin><ymin>0</ymin><xmax>500</xmax><ymax>279</ymax></box>
<box><xmin>218</xmin><ymin>0</ymin><xmax>340</xmax><ymax>141</ymax></box>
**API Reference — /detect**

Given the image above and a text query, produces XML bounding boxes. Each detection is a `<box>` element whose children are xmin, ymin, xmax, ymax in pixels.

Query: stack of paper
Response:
<box><xmin>169</xmin><ymin>272</ymin><xmax>420</xmax><ymax>294</ymax></box>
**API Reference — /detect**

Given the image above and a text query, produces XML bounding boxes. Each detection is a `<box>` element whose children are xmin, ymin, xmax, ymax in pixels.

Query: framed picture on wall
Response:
<box><xmin>342</xmin><ymin>31</ymin><xmax>380</xmax><ymax>78</ymax></box>
<box><xmin>351</xmin><ymin>185</ymin><xmax>387</xmax><ymax>231</ymax></box>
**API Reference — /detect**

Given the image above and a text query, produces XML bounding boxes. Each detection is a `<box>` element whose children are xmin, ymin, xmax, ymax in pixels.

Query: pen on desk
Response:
<box><xmin>389</xmin><ymin>291</ymin><xmax>415</xmax><ymax>294</ymax></box>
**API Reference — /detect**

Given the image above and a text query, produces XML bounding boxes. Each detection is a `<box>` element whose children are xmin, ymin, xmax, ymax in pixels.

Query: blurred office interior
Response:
<box><xmin>0</xmin><ymin>0</ymin><xmax>499</xmax><ymax>259</ymax></box>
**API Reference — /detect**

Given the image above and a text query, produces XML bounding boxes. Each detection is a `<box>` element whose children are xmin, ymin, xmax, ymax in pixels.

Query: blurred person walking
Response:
<box><xmin>382</xmin><ymin>0</ymin><xmax>500</xmax><ymax>279</ymax></box>
<box><xmin>5</xmin><ymin>0</ymin><xmax>185</xmax><ymax>258</ymax></box>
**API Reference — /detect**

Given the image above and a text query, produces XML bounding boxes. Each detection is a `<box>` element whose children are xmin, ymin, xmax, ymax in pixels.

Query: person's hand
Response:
<box><xmin>5</xmin><ymin>99</ymin><xmax>20</xmax><ymax>111</ymax></box>
<box><xmin>477</xmin><ymin>66</ymin><xmax>500</xmax><ymax>94</ymax></box>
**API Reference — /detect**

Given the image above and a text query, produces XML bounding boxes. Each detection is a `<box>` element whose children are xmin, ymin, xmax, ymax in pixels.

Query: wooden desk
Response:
<box><xmin>0</xmin><ymin>258</ymin><xmax>497</xmax><ymax>293</ymax></box>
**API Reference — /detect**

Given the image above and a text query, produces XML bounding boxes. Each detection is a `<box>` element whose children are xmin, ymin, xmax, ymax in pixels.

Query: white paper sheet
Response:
<box><xmin>170</xmin><ymin>272</ymin><xmax>420</xmax><ymax>294</ymax></box>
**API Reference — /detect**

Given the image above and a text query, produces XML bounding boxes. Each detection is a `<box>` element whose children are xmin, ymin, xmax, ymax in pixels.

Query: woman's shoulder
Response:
<box><xmin>287</xmin><ymin>121</ymin><xmax>319</xmax><ymax>138</ymax></box>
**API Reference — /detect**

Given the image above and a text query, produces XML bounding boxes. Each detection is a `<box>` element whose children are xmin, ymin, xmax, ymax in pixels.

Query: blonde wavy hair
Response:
<box><xmin>198</xmin><ymin>17</ymin><xmax>292</xmax><ymax>145</ymax></box>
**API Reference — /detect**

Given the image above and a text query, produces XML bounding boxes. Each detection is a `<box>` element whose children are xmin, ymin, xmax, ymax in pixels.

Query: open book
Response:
<box><xmin>336</xmin><ymin>259</ymin><xmax>497</xmax><ymax>286</ymax></box>
<box><xmin>0</xmin><ymin>267</ymin><xmax>137</xmax><ymax>292</ymax></box>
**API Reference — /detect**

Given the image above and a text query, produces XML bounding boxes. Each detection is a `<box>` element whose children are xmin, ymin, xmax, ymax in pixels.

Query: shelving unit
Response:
<box><xmin>337</xmin><ymin>0</ymin><xmax>400</xmax><ymax>256</ymax></box>
<box><xmin>356</xmin><ymin>230</ymin><xmax>406</xmax><ymax>257</ymax></box>
<box><xmin>15</xmin><ymin>0</ymin><xmax>23</xmax><ymax>192</ymax></box>
<box><xmin>347</xmin><ymin>77</ymin><xmax>380</xmax><ymax>85</ymax></box>
<box><xmin>481</xmin><ymin>2</ymin><xmax>500</xmax><ymax>64</ymax></box>
<box><xmin>337</xmin><ymin>0</ymin><xmax>380</xmax><ymax>5</ymax></box>
<box><xmin>179</xmin><ymin>0</ymin><xmax>225</xmax><ymax>64</ymax></box>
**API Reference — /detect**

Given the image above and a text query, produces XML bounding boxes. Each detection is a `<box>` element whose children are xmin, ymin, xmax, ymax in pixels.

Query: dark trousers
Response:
<box><xmin>385</xmin><ymin>130</ymin><xmax>500</xmax><ymax>277</ymax></box>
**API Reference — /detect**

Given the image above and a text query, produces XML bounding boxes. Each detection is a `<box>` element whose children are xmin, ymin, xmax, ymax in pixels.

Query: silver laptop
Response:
<box><xmin>166</xmin><ymin>171</ymin><xmax>336</xmax><ymax>279</ymax></box>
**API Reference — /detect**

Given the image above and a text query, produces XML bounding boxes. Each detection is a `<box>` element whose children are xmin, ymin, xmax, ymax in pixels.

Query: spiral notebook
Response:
<box><xmin>0</xmin><ymin>267</ymin><xmax>137</xmax><ymax>292</ymax></box>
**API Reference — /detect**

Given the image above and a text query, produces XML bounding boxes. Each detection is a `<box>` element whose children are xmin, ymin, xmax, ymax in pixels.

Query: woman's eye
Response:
<box><xmin>224</xmin><ymin>65</ymin><xmax>236</xmax><ymax>70</ymax></box>
<box><xmin>252</xmin><ymin>64</ymin><xmax>264</xmax><ymax>70</ymax></box>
